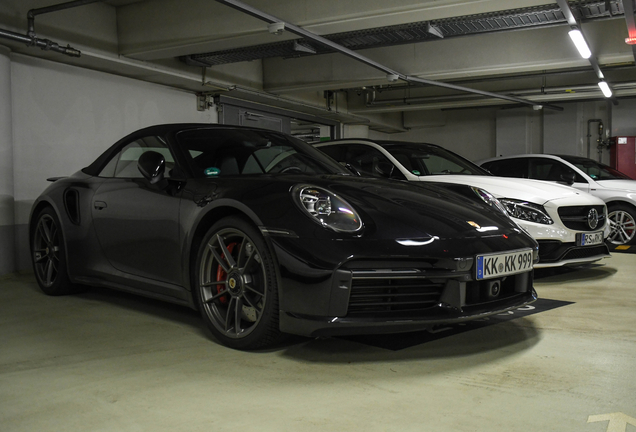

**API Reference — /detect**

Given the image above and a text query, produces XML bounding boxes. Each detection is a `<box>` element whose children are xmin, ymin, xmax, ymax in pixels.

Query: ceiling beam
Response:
<box><xmin>215</xmin><ymin>0</ymin><xmax>563</xmax><ymax>111</ymax></box>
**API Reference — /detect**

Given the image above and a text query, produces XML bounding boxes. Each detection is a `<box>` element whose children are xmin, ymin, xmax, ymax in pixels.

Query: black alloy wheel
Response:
<box><xmin>31</xmin><ymin>207</ymin><xmax>75</xmax><ymax>295</ymax></box>
<box><xmin>194</xmin><ymin>217</ymin><xmax>281</xmax><ymax>349</ymax></box>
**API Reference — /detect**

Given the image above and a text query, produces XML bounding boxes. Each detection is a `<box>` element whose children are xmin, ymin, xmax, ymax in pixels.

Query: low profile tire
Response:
<box><xmin>31</xmin><ymin>207</ymin><xmax>76</xmax><ymax>295</ymax></box>
<box><xmin>194</xmin><ymin>217</ymin><xmax>281</xmax><ymax>350</ymax></box>
<box><xmin>607</xmin><ymin>204</ymin><xmax>636</xmax><ymax>245</ymax></box>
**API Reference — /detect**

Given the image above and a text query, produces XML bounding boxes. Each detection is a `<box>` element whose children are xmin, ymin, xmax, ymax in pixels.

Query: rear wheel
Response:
<box><xmin>607</xmin><ymin>204</ymin><xmax>636</xmax><ymax>245</ymax></box>
<box><xmin>194</xmin><ymin>217</ymin><xmax>281</xmax><ymax>349</ymax></box>
<box><xmin>31</xmin><ymin>207</ymin><xmax>76</xmax><ymax>295</ymax></box>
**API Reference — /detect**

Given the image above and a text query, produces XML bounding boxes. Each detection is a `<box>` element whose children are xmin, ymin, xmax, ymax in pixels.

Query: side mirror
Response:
<box><xmin>341</xmin><ymin>162</ymin><xmax>361</xmax><ymax>176</ymax></box>
<box><xmin>138</xmin><ymin>151</ymin><xmax>166</xmax><ymax>184</ymax></box>
<box><xmin>560</xmin><ymin>172</ymin><xmax>575</xmax><ymax>186</ymax></box>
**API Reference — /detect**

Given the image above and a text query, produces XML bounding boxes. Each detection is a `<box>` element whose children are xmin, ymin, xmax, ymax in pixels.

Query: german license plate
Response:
<box><xmin>476</xmin><ymin>249</ymin><xmax>533</xmax><ymax>280</ymax></box>
<box><xmin>578</xmin><ymin>231</ymin><xmax>604</xmax><ymax>246</ymax></box>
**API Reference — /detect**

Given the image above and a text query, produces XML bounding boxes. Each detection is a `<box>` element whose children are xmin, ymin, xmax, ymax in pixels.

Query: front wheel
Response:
<box><xmin>607</xmin><ymin>204</ymin><xmax>636</xmax><ymax>245</ymax></box>
<box><xmin>193</xmin><ymin>217</ymin><xmax>281</xmax><ymax>349</ymax></box>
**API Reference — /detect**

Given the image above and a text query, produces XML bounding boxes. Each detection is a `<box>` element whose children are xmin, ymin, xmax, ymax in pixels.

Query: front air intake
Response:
<box><xmin>347</xmin><ymin>273</ymin><xmax>445</xmax><ymax>317</ymax></box>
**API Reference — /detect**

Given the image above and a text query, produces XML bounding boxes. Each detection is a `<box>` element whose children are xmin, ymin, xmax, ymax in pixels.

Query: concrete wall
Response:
<box><xmin>343</xmin><ymin>125</ymin><xmax>370</xmax><ymax>138</ymax></box>
<box><xmin>365</xmin><ymin>98</ymin><xmax>632</xmax><ymax>166</ymax></box>
<box><xmin>5</xmin><ymin>51</ymin><xmax>217</xmax><ymax>274</ymax></box>
<box><xmin>495</xmin><ymin>107</ymin><xmax>543</xmax><ymax>157</ymax></box>
<box><xmin>390</xmin><ymin>108</ymin><xmax>497</xmax><ymax>162</ymax></box>
<box><xmin>543</xmin><ymin>101</ymin><xmax>610</xmax><ymax>162</ymax></box>
<box><xmin>0</xmin><ymin>46</ymin><xmax>14</xmax><ymax>275</ymax></box>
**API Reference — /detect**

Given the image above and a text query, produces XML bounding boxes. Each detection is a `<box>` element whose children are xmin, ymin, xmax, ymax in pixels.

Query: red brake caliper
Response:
<box><xmin>216</xmin><ymin>242</ymin><xmax>238</xmax><ymax>304</ymax></box>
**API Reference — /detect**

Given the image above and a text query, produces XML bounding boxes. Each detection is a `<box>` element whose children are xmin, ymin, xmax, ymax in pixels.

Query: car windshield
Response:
<box><xmin>381</xmin><ymin>143</ymin><xmax>490</xmax><ymax>176</ymax></box>
<box><xmin>558</xmin><ymin>155</ymin><xmax>631</xmax><ymax>181</ymax></box>
<box><xmin>177</xmin><ymin>128</ymin><xmax>350</xmax><ymax>178</ymax></box>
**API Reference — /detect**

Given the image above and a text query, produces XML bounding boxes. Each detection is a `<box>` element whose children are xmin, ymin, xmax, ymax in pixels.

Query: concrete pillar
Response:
<box><xmin>0</xmin><ymin>45</ymin><xmax>15</xmax><ymax>275</ymax></box>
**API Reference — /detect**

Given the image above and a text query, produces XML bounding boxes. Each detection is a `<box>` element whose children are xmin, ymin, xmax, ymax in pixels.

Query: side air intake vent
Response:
<box><xmin>64</xmin><ymin>188</ymin><xmax>81</xmax><ymax>225</ymax></box>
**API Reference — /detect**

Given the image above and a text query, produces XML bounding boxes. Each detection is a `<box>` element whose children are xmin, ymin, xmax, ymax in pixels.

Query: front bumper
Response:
<box><xmin>280</xmin><ymin>285</ymin><xmax>537</xmax><ymax>337</ymax></box>
<box><xmin>535</xmin><ymin>240</ymin><xmax>610</xmax><ymax>268</ymax></box>
<box><xmin>269</xmin><ymin>235</ymin><xmax>537</xmax><ymax>337</ymax></box>
<box><xmin>516</xmin><ymin>205</ymin><xmax>610</xmax><ymax>267</ymax></box>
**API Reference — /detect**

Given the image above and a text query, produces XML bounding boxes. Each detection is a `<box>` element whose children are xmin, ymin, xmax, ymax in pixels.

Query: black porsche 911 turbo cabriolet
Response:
<box><xmin>30</xmin><ymin>124</ymin><xmax>538</xmax><ymax>349</ymax></box>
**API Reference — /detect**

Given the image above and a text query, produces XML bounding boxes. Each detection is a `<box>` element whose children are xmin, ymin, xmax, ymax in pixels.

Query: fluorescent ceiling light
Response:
<box><xmin>568</xmin><ymin>29</ymin><xmax>592</xmax><ymax>59</ymax></box>
<box><xmin>598</xmin><ymin>81</ymin><xmax>612</xmax><ymax>98</ymax></box>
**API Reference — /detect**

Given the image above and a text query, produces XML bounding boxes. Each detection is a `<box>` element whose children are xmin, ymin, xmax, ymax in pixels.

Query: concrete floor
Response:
<box><xmin>1</xmin><ymin>253</ymin><xmax>635</xmax><ymax>432</ymax></box>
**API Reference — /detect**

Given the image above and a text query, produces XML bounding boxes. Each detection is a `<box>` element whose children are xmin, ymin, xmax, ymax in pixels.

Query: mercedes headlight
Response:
<box><xmin>471</xmin><ymin>187</ymin><xmax>509</xmax><ymax>215</ymax></box>
<box><xmin>293</xmin><ymin>185</ymin><xmax>363</xmax><ymax>233</ymax></box>
<box><xmin>499</xmin><ymin>198</ymin><xmax>553</xmax><ymax>225</ymax></box>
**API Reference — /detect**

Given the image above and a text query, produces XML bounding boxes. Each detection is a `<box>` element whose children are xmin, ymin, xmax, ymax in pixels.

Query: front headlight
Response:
<box><xmin>499</xmin><ymin>198</ymin><xmax>553</xmax><ymax>225</ymax></box>
<box><xmin>471</xmin><ymin>187</ymin><xmax>509</xmax><ymax>215</ymax></box>
<box><xmin>293</xmin><ymin>185</ymin><xmax>363</xmax><ymax>233</ymax></box>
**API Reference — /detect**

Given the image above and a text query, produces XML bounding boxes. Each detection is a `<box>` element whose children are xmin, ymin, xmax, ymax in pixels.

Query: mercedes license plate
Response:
<box><xmin>578</xmin><ymin>231</ymin><xmax>604</xmax><ymax>246</ymax></box>
<box><xmin>476</xmin><ymin>249</ymin><xmax>533</xmax><ymax>280</ymax></box>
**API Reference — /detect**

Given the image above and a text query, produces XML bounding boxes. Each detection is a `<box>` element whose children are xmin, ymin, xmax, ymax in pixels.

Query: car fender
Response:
<box><xmin>181</xmin><ymin>198</ymin><xmax>268</xmax><ymax>292</ymax></box>
<box><xmin>30</xmin><ymin>179</ymin><xmax>85</xmax><ymax>268</ymax></box>
<box><xmin>29</xmin><ymin>195</ymin><xmax>65</xmax><ymax>248</ymax></box>
<box><xmin>604</xmin><ymin>198</ymin><xmax>636</xmax><ymax>212</ymax></box>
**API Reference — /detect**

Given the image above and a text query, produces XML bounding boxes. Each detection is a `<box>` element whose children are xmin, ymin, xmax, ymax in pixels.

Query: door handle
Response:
<box><xmin>94</xmin><ymin>201</ymin><xmax>107</xmax><ymax>210</ymax></box>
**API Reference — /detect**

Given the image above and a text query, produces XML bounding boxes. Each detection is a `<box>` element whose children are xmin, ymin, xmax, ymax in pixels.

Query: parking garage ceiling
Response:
<box><xmin>183</xmin><ymin>2</ymin><xmax>625</xmax><ymax>67</ymax></box>
<box><xmin>1</xmin><ymin>0</ymin><xmax>636</xmax><ymax>127</ymax></box>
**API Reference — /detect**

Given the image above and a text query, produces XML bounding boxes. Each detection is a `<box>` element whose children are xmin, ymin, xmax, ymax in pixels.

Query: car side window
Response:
<box><xmin>529</xmin><ymin>158</ymin><xmax>585</xmax><ymax>183</ymax></box>
<box><xmin>574</xmin><ymin>162</ymin><xmax>603</xmax><ymax>180</ymax></box>
<box><xmin>99</xmin><ymin>136</ymin><xmax>174</xmax><ymax>178</ymax></box>
<box><xmin>322</xmin><ymin>144</ymin><xmax>406</xmax><ymax>180</ymax></box>
<box><xmin>528</xmin><ymin>159</ymin><xmax>554</xmax><ymax>180</ymax></box>
<box><xmin>420</xmin><ymin>154</ymin><xmax>465</xmax><ymax>175</ymax></box>
<box><xmin>317</xmin><ymin>145</ymin><xmax>345</xmax><ymax>162</ymax></box>
<box><xmin>482</xmin><ymin>158</ymin><xmax>528</xmax><ymax>178</ymax></box>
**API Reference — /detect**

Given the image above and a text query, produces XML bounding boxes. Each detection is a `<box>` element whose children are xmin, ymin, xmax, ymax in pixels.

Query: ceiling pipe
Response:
<box><xmin>368</xmin><ymin>82</ymin><xmax>636</xmax><ymax>107</ymax></box>
<box><xmin>587</xmin><ymin>119</ymin><xmax>603</xmax><ymax>159</ymax></box>
<box><xmin>350</xmin><ymin>64</ymin><xmax>636</xmax><ymax>95</ymax></box>
<box><xmin>354</xmin><ymin>81</ymin><xmax>636</xmax><ymax>113</ymax></box>
<box><xmin>215</xmin><ymin>0</ymin><xmax>563</xmax><ymax>112</ymax></box>
<box><xmin>27</xmin><ymin>0</ymin><xmax>104</xmax><ymax>39</ymax></box>
<box><xmin>0</xmin><ymin>26</ymin><xmax>81</xmax><ymax>57</ymax></box>
<box><xmin>0</xmin><ymin>0</ymin><xmax>103</xmax><ymax>57</ymax></box>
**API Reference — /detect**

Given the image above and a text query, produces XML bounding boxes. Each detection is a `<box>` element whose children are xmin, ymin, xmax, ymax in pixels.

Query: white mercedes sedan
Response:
<box><xmin>480</xmin><ymin>154</ymin><xmax>636</xmax><ymax>246</ymax></box>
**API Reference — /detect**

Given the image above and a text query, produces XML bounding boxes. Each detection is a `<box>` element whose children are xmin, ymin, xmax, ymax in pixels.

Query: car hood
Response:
<box><xmin>207</xmin><ymin>175</ymin><xmax>530</xmax><ymax>243</ymax></box>
<box><xmin>416</xmin><ymin>175</ymin><xmax>596</xmax><ymax>205</ymax></box>
<box><xmin>594</xmin><ymin>179</ymin><xmax>636</xmax><ymax>192</ymax></box>
<box><xmin>329</xmin><ymin>177</ymin><xmax>515</xmax><ymax>240</ymax></box>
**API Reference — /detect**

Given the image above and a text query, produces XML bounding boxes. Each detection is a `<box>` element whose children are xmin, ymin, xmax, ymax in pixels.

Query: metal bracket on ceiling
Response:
<box><xmin>426</xmin><ymin>23</ymin><xmax>444</xmax><ymax>39</ymax></box>
<box><xmin>196</xmin><ymin>94</ymin><xmax>214</xmax><ymax>112</ymax></box>
<box><xmin>215</xmin><ymin>0</ymin><xmax>563</xmax><ymax>111</ymax></box>
<box><xmin>293</xmin><ymin>41</ymin><xmax>316</xmax><ymax>54</ymax></box>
